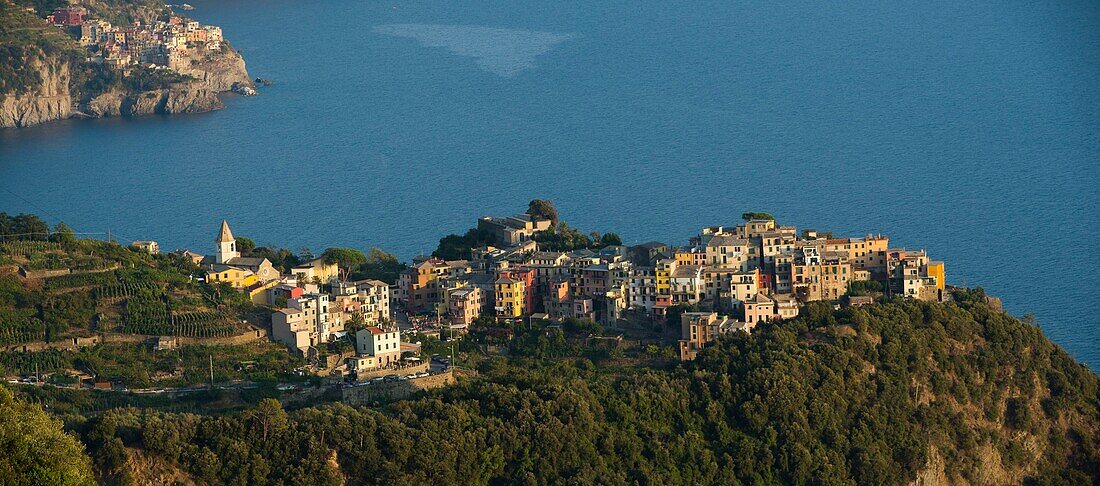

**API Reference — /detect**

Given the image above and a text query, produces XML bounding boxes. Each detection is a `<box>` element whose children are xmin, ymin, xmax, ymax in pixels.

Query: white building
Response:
<box><xmin>355</xmin><ymin>326</ymin><xmax>401</xmax><ymax>368</ymax></box>
<box><xmin>271</xmin><ymin>293</ymin><xmax>337</xmax><ymax>355</ymax></box>
<box><xmin>131</xmin><ymin>240</ymin><xmax>159</xmax><ymax>255</ymax></box>
<box><xmin>216</xmin><ymin>219</ymin><xmax>239</xmax><ymax>264</ymax></box>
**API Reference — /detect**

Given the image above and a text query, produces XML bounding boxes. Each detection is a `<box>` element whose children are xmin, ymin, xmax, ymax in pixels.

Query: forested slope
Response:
<box><xmin>70</xmin><ymin>297</ymin><xmax>1098</xmax><ymax>485</ymax></box>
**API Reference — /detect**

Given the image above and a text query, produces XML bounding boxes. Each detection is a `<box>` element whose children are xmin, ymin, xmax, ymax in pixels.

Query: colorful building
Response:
<box><xmin>494</xmin><ymin>277</ymin><xmax>526</xmax><ymax>318</ymax></box>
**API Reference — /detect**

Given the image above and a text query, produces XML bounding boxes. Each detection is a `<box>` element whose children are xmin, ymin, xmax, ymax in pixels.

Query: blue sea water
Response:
<box><xmin>1</xmin><ymin>0</ymin><xmax>1098</xmax><ymax>369</ymax></box>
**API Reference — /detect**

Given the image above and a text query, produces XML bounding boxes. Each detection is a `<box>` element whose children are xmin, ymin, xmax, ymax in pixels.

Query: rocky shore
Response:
<box><xmin>0</xmin><ymin>46</ymin><xmax>252</xmax><ymax>129</ymax></box>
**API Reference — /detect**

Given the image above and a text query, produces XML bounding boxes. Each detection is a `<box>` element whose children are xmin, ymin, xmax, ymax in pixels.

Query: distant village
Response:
<box><xmin>41</xmin><ymin>5</ymin><xmax>225</xmax><ymax>70</ymax></box>
<box><xmin>137</xmin><ymin>209</ymin><xmax>948</xmax><ymax>379</ymax></box>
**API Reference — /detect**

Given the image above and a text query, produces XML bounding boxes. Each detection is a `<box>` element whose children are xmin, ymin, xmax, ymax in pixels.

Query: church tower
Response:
<box><xmin>216</xmin><ymin>219</ymin><xmax>239</xmax><ymax>264</ymax></box>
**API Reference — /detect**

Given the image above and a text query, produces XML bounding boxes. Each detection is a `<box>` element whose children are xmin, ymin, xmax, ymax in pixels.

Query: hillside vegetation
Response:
<box><xmin>0</xmin><ymin>0</ymin><xmax>81</xmax><ymax>100</ymax></box>
<box><xmin>1</xmin><ymin>213</ymin><xmax>1095</xmax><ymax>483</ymax></box>
<box><xmin>0</xmin><ymin>221</ymin><xmax>254</xmax><ymax>346</ymax></box>
<box><xmin>0</xmin><ymin>0</ymin><xmax>159</xmax><ymax>101</ymax></box>
<box><xmin>0</xmin><ymin>214</ymin><xmax>305</xmax><ymax>389</ymax></box>
<box><xmin>1</xmin><ymin>0</ymin><xmax>251</xmax><ymax>127</ymax></box>
<box><xmin>70</xmin><ymin>298</ymin><xmax>1098</xmax><ymax>485</ymax></box>
<box><xmin>0</xmin><ymin>386</ymin><xmax>95</xmax><ymax>484</ymax></box>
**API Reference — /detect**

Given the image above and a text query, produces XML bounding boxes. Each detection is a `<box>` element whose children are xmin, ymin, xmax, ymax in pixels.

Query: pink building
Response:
<box><xmin>742</xmin><ymin>293</ymin><xmax>775</xmax><ymax>325</ymax></box>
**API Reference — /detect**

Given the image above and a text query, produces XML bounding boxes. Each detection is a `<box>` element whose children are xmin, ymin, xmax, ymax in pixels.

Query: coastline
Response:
<box><xmin>0</xmin><ymin>3</ymin><xmax>253</xmax><ymax>129</ymax></box>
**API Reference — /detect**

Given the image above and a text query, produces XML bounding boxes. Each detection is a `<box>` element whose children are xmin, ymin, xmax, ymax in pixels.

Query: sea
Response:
<box><xmin>1</xmin><ymin>0</ymin><xmax>1098</xmax><ymax>369</ymax></box>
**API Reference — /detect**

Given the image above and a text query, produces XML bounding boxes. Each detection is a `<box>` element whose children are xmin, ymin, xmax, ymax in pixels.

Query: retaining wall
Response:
<box><xmin>1</xmin><ymin>327</ymin><xmax>268</xmax><ymax>353</ymax></box>
<box><xmin>341</xmin><ymin>369</ymin><xmax>455</xmax><ymax>405</ymax></box>
<box><xmin>353</xmin><ymin>361</ymin><xmax>430</xmax><ymax>381</ymax></box>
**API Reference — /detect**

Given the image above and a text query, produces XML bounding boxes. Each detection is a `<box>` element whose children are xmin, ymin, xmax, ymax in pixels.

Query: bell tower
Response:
<box><xmin>216</xmin><ymin>219</ymin><xmax>239</xmax><ymax>263</ymax></box>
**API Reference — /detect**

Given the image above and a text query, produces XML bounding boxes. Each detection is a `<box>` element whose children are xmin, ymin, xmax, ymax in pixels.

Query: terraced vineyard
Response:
<box><xmin>44</xmin><ymin>271</ymin><xmax>120</xmax><ymax>291</ymax></box>
<box><xmin>121</xmin><ymin>311</ymin><xmax>240</xmax><ymax>338</ymax></box>
<box><xmin>0</xmin><ymin>241</ymin><xmax>61</xmax><ymax>254</ymax></box>
<box><xmin>0</xmin><ymin>311</ymin><xmax>46</xmax><ymax>345</ymax></box>
<box><xmin>93</xmin><ymin>280</ymin><xmax>161</xmax><ymax>299</ymax></box>
<box><xmin>2</xmin><ymin>230</ymin><xmax>256</xmax><ymax>347</ymax></box>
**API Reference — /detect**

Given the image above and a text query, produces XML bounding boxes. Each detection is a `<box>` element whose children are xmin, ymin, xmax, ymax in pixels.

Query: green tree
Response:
<box><xmin>244</xmin><ymin>398</ymin><xmax>288</xmax><ymax>442</ymax></box>
<box><xmin>598</xmin><ymin>232</ymin><xmax>623</xmax><ymax>247</ymax></box>
<box><xmin>350</xmin><ymin>248</ymin><xmax>406</xmax><ymax>283</ymax></box>
<box><xmin>299</xmin><ymin>247</ymin><xmax>315</xmax><ymax>261</ymax></box>
<box><xmin>532</xmin><ymin>222</ymin><xmax>593</xmax><ymax>251</ymax></box>
<box><xmin>251</xmin><ymin>246</ymin><xmax>301</xmax><ymax>273</ymax></box>
<box><xmin>741</xmin><ymin>212</ymin><xmax>775</xmax><ymax>221</ymax></box>
<box><xmin>322</xmin><ymin>247</ymin><xmax>367</xmax><ymax>279</ymax></box>
<box><xmin>235</xmin><ymin>236</ymin><xmax>256</xmax><ymax>255</ymax></box>
<box><xmin>846</xmin><ymin>280</ymin><xmax>883</xmax><ymax>296</ymax></box>
<box><xmin>0</xmin><ymin>386</ymin><xmax>95</xmax><ymax>485</ymax></box>
<box><xmin>526</xmin><ymin>199</ymin><xmax>559</xmax><ymax>226</ymax></box>
<box><xmin>433</xmin><ymin>227</ymin><xmax>497</xmax><ymax>260</ymax></box>
<box><xmin>0</xmin><ymin>213</ymin><xmax>49</xmax><ymax>241</ymax></box>
<box><xmin>49</xmin><ymin>222</ymin><xmax>76</xmax><ymax>246</ymax></box>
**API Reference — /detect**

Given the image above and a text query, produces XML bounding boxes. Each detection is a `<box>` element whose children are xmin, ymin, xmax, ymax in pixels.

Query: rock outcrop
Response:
<box><xmin>171</xmin><ymin>46</ymin><xmax>254</xmax><ymax>92</ymax></box>
<box><xmin>84</xmin><ymin>84</ymin><xmax>222</xmax><ymax>118</ymax></box>
<box><xmin>1</xmin><ymin>45</ymin><xmax>250</xmax><ymax>129</ymax></box>
<box><xmin>0</xmin><ymin>59</ymin><xmax>74</xmax><ymax>128</ymax></box>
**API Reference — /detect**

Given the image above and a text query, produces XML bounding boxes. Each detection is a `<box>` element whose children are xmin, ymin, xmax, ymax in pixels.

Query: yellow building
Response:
<box><xmin>247</xmin><ymin>279</ymin><xmax>281</xmax><ymax>304</ymax></box>
<box><xmin>673</xmin><ymin>248</ymin><xmax>700</xmax><ymax>267</ymax></box>
<box><xmin>292</xmin><ymin>258</ymin><xmax>340</xmax><ymax>284</ymax></box>
<box><xmin>927</xmin><ymin>261</ymin><xmax>945</xmax><ymax>290</ymax></box>
<box><xmin>206</xmin><ymin>265</ymin><xmax>257</xmax><ymax>289</ymax></box>
<box><xmin>494</xmin><ymin>277</ymin><xmax>525</xmax><ymax>318</ymax></box>
<box><xmin>655</xmin><ymin>259</ymin><xmax>676</xmax><ymax>305</ymax></box>
<box><xmin>825</xmin><ymin>235</ymin><xmax>890</xmax><ymax>276</ymax></box>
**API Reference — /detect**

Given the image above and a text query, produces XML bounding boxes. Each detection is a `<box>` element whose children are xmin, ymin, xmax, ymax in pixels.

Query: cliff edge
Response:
<box><xmin>0</xmin><ymin>1</ymin><xmax>253</xmax><ymax>129</ymax></box>
<box><xmin>0</xmin><ymin>47</ymin><xmax>251</xmax><ymax>128</ymax></box>
<box><xmin>172</xmin><ymin>45</ymin><xmax>253</xmax><ymax>93</ymax></box>
<box><xmin>0</xmin><ymin>57</ymin><xmax>73</xmax><ymax>128</ymax></box>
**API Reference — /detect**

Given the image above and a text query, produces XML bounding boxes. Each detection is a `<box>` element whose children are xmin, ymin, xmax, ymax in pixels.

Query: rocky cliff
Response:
<box><xmin>0</xmin><ymin>46</ymin><xmax>251</xmax><ymax>129</ymax></box>
<box><xmin>83</xmin><ymin>83</ymin><xmax>223</xmax><ymax>118</ymax></box>
<box><xmin>172</xmin><ymin>46</ymin><xmax>253</xmax><ymax>92</ymax></box>
<box><xmin>0</xmin><ymin>58</ymin><xmax>73</xmax><ymax>128</ymax></box>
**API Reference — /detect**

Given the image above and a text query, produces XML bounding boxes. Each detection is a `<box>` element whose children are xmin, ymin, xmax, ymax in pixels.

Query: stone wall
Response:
<box><xmin>341</xmin><ymin>369</ymin><xmax>456</xmax><ymax>405</ymax></box>
<box><xmin>19</xmin><ymin>264</ymin><xmax>120</xmax><ymax>280</ymax></box>
<box><xmin>353</xmin><ymin>361</ymin><xmax>430</xmax><ymax>381</ymax></box>
<box><xmin>1</xmin><ymin>327</ymin><xmax>267</xmax><ymax>353</ymax></box>
<box><xmin>177</xmin><ymin>327</ymin><xmax>268</xmax><ymax>346</ymax></box>
<box><xmin>19</xmin><ymin>268</ymin><xmax>71</xmax><ymax>279</ymax></box>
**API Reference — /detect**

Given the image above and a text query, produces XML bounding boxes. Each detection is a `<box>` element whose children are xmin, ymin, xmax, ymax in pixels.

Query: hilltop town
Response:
<box><xmin>0</xmin><ymin>204</ymin><xmax>959</xmax><ymax>392</ymax></box>
<box><xmin>146</xmin><ymin>202</ymin><xmax>953</xmax><ymax>379</ymax></box>
<box><xmin>0</xmin><ymin>0</ymin><xmax>253</xmax><ymax>128</ymax></box>
<box><xmin>47</xmin><ymin>4</ymin><xmax>253</xmax><ymax>96</ymax></box>
<box><xmin>2</xmin><ymin>207</ymin><xmax>1097</xmax><ymax>485</ymax></box>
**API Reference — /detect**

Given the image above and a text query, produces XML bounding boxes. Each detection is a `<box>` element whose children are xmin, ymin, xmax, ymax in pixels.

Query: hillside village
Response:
<box><xmin>0</xmin><ymin>0</ymin><xmax>256</xmax><ymax>128</ymax></box>
<box><xmin>150</xmin><ymin>205</ymin><xmax>950</xmax><ymax>380</ymax></box>
<box><xmin>9</xmin><ymin>208</ymin><xmax>1098</xmax><ymax>486</ymax></box>
<box><xmin>40</xmin><ymin>5</ymin><xmax>240</xmax><ymax>77</ymax></box>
